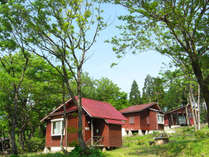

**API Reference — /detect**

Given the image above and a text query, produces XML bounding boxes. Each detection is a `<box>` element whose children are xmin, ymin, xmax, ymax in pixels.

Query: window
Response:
<box><xmin>129</xmin><ymin>117</ymin><xmax>135</xmax><ymax>124</ymax></box>
<box><xmin>51</xmin><ymin>118</ymin><xmax>64</xmax><ymax>136</ymax></box>
<box><xmin>157</xmin><ymin>114</ymin><xmax>164</xmax><ymax>124</ymax></box>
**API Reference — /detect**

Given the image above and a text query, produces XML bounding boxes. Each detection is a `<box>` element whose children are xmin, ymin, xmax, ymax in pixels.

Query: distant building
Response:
<box><xmin>120</xmin><ymin>103</ymin><xmax>164</xmax><ymax>136</ymax></box>
<box><xmin>41</xmin><ymin>97</ymin><xmax>126</xmax><ymax>152</ymax></box>
<box><xmin>164</xmin><ymin>105</ymin><xmax>194</xmax><ymax>127</ymax></box>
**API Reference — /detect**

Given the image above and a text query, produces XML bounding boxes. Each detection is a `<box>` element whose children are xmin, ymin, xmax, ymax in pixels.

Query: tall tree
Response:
<box><xmin>21</xmin><ymin>0</ymin><xmax>105</xmax><ymax>150</ymax></box>
<box><xmin>129</xmin><ymin>80</ymin><xmax>141</xmax><ymax>105</ymax></box>
<box><xmin>95</xmin><ymin>77</ymin><xmax>128</xmax><ymax>109</ymax></box>
<box><xmin>142</xmin><ymin>74</ymin><xmax>154</xmax><ymax>103</ymax></box>
<box><xmin>107</xmin><ymin>0</ymin><xmax>209</xmax><ymax>126</ymax></box>
<box><xmin>0</xmin><ymin>52</ymin><xmax>29</xmax><ymax>154</ymax></box>
<box><xmin>0</xmin><ymin>53</ymin><xmax>63</xmax><ymax>152</ymax></box>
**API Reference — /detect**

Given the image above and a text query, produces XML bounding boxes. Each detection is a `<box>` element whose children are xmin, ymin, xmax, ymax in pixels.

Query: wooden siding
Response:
<box><xmin>67</xmin><ymin>113</ymin><xmax>79</xmax><ymax>145</ymax></box>
<box><xmin>122</xmin><ymin>107</ymin><xmax>164</xmax><ymax>131</ymax></box>
<box><xmin>108</xmin><ymin>125</ymin><xmax>122</xmax><ymax>147</ymax></box>
<box><xmin>45</xmin><ymin>120</ymin><xmax>67</xmax><ymax>147</ymax></box>
<box><xmin>45</xmin><ymin>113</ymin><xmax>123</xmax><ymax>147</ymax></box>
<box><xmin>122</xmin><ymin>112</ymin><xmax>140</xmax><ymax>130</ymax></box>
<box><xmin>149</xmin><ymin>110</ymin><xmax>158</xmax><ymax>130</ymax></box>
<box><xmin>140</xmin><ymin>109</ymin><xmax>149</xmax><ymax>130</ymax></box>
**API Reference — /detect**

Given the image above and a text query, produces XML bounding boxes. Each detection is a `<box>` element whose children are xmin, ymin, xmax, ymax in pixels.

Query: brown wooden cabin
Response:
<box><xmin>41</xmin><ymin>97</ymin><xmax>127</xmax><ymax>151</ymax></box>
<box><xmin>164</xmin><ymin>105</ymin><xmax>194</xmax><ymax>127</ymax></box>
<box><xmin>120</xmin><ymin>103</ymin><xmax>164</xmax><ymax>136</ymax></box>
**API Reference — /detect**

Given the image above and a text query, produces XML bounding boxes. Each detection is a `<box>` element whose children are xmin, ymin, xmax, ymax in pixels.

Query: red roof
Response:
<box><xmin>120</xmin><ymin>103</ymin><xmax>157</xmax><ymax>114</ymax></box>
<box><xmin>41</xmin><ymin>97</ymin><xmax>127</xmax><ymax>122</ymax></box>
<box><xmin>81</xmin><ymin>97</ymin><xmax>126</xmax><ymax>121</ymax></box>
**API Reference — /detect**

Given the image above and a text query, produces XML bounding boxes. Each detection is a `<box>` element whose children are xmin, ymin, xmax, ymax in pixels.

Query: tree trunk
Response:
<box><xmin>10</xmin><ymin>119</ymin><xmax>17</xmax><ymax>154</ymax></box>
<box><xmin>189</xmin><ymin>53</ymin><xmax>209</xmax><ymax>127</ymax></box>
<box><xmin>10</xmin><ymin>90</ymin><xmax>18</xmax><ymax>154</ymax></box>
<box><xmin>60</xmin><ymin>79</ymin><xmax>67</xmax><ymax>152</ymax></box>
<box><xmin>189</xmin><ymin>88</ymin><xmax>197</xmax><ymax>131</ymax></box>
<box><xmin>77</xmin><ymin>70</ymin><xmax>86</xmax><ymax>150</ymax></box>
<box><xmin>197</xmin><ymin>84</ymin><xmax>201</xmax><ymax>130</ymax></box>
<box><xmin>62</xmin><ymin>67</ymin><xmax>86</xmax><ymax>150</ymax></box>
<box><xmin>185</xmin><ymin>104</ymin><xmax>190</xmax><ymax>125</ymax></box>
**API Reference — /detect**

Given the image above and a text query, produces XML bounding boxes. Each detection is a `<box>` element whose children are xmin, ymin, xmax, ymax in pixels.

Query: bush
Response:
<box><xmin>24</xmin><ymin>137</ymin><xmax>45</xmax><ymax>152</ymax></box>
<box><xmin>69</xmin><ymin>146</ymin><xmax>104</xmax><ymax>157</ymax></box>
<box><xmin>194</xmin><ymin>130</ymin><xmax>208</xmax><ymax>139</ymax></box>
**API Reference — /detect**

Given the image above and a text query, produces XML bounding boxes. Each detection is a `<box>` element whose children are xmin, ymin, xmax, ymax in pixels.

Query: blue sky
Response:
<box><xmin>83</xmin><ymin>3</ymin><xmax>171</xmax><ymax>93</ymax></box>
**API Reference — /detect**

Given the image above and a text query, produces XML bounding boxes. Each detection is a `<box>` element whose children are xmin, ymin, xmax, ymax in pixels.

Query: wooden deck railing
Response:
<box><xmin>86</xmin><ymin>136</ymin><xmax>104</xmax><ymax>146</ymax></box>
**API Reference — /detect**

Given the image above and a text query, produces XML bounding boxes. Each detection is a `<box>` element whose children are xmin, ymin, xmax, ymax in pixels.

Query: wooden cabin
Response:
<box><xmin>120</xmin><ymin>103</ymin><xmax>164</xmax><ymax>136</ymax></box>
<box><xmin>164</xmin><ymin>105</ymin><xmax>194</xmax><ymax>128</ymax></box>
<box><xmin>41</xmin><ymin>97</ymin><xmax>126</xmax><ymax>152</ymax></box>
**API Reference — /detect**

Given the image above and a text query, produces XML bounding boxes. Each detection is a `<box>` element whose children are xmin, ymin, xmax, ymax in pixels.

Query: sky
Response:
<box><xmin>83</xmin><ymin>3</ymin><xmax>171</xmax><ymax>93</ymax></box>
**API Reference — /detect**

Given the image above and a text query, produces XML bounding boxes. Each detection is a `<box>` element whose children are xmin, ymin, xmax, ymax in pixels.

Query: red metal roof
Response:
<box><xmin>81</xmin><ymin>97</ymin><xmax>127</xmax><ymax>121</ymax></box>
<box><xmin>120</xmin><ymin>103</ymin><xmax>157</xmax><ymax>114</ymax></box>
<box><xmin>41</xmin><ymin>97</ymin><xmax>127</xmax><ymax>122</ymax></box>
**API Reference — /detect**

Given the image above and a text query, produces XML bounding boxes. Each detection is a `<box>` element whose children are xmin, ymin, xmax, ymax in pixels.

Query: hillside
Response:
<box><xmin>104</xmin><ymin>126</ymin><xmax>209</xmax><ymax>157</ymax></box>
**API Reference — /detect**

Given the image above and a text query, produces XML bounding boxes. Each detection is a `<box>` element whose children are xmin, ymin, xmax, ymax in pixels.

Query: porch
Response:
<box><xmin>84</xmin><ymin>117</ymin><xmax>105</xmax><ymax>147</ymax></box>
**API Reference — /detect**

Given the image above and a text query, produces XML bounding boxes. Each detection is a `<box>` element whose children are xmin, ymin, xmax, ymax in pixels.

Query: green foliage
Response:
<box><xmin>93</xmin><ymin>77</ymin><xmax>128</xmax><ymax>110</ymax></box>
<box><xmin>129</xmin><ymin>80</ymin><xmax>141</xmax><ymax>105</ymax></box>
<box><xmin>142</xmin><ymin>74</ymin><xmax>154</xmax><ymax>103</ymax></box>
<box><xmin>108</xmin><ymin>0</ymin><xmax>209</xmax><ymax>125</ymax></box>
<box><xmin>68</xmin><ymin>140</ymin><xmax>78</xmax><ymax>147</ymax></box>
<box><xmin>24</xmin><ymin>137</ymin><xmax>45</xmax><ymax>152</ymax></box>
<box><xmin>69</xmin><ymin>146</ymin><xmax>104</xmax><ymax>157</ymax></box>
<box><xmin>194</xmin><ymin>130</ymin><xmax>209</xmax><ymax>139</ymax></box>
<box><xmin>12</xmin><ymin>152</ymin><xmax>66</xmax><ymax>157</ymax></box>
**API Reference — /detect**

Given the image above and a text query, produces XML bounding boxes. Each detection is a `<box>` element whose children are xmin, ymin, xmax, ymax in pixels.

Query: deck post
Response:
<box><xmin>91</xmin><ymin>119</ymin><xmax>93</xmax><ymax>146</ymax></box>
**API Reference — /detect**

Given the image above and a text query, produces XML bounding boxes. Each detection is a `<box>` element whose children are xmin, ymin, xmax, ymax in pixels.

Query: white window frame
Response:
<box><xmin>157</xmin><ymin>113</ymin><xmax>164</xmax><ymax>124</ymax></box>
<box><xmin>51</xmin><ymin>118</ymin><xmax>65</xmax><ymax>136</ymax></box>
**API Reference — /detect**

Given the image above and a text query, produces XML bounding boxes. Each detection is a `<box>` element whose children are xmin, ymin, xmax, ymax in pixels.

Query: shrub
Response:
<box><xmin>194</xmin><ymin>130</ymin><xmax>208</xmax><ymax>139</ymax></box>
<box><xmin>24</xmin><ymin>137</ymin><xmax>45</xmax><ymax>152</ymax></box>
<box><xmin>69</xmin><ymin>146</ymin><xmax>104</xmax><ymax>157</ymax></box>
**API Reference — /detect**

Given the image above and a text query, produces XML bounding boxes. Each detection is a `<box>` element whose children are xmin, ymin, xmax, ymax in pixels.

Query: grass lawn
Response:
<box><xmin>104</xmin><ymin>126</ymin><xmax>209</xmax><ymax>157</ymax></box>
<box><xmin>5</xmin><ymin>126</ymin><xmax>209</xmax><ymax>157</ymax></box>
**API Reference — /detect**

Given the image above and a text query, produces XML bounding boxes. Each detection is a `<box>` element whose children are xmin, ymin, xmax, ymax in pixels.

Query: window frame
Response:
<box><xmin>157</xmin><ymin>113</ymin><xmax>164</xmax><ymax>124</ymax></box>
<box><xmin>51</xmin><ymin>118</ymin><xmax>65</xmax><ymax>136</ymax></box>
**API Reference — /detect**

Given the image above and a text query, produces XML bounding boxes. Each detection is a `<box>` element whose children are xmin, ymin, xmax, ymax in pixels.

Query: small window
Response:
<box><xmin>129</xmin><ymin>117</ymin><xmax>135</xmax><ymax>124</ymax></box>
<box><xmin>157</xmin><ymin>114</ymin><xmax>164</xmax><ymax>124</ymax></box>
<box><xmin>51</xmin><ymin>118</ymin><xmax>64</xmax><ymax>136</ymax></box>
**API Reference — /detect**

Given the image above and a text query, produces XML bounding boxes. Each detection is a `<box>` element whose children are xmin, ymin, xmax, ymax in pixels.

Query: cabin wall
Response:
<box><xmin>45</xmin><ymin>112</ymin><xmax>85</xmax><ymax>147</ymax></box>
<box><xmin>164</xmin><ymin>106</ymin><xmax>194</xmax><ymax>126</ymax></box>
<box><xmin>164</xmin><ymin>114</ymin><xmax>169</xmax><ymax>126</ymax></box>
<box><xmin>83</xmin><ymin>114</ymin><xmax>91</xmax><ymax>142</ymax></box>
<box><xmin>122</xmin><ymin>112</ymin><xmax>140</xmax><ymax>130</ymax></box>
<box><xmin>149</xmin><ymin>110</ymin><xmax>158</xmax><ymax>130</ymax></box>
<box><xmin>140</xmin><ymin>110</ymin><xmax>150</xmax><ymax>130</ymax></box>
<box><xmin>67</xmin><ymin>113</ymin><xmax>79</xmax><ymax>146</ymax></box>
<box><xmin>108</xmin><ymin>124</ymin><xmax>122</xmax><ymax>147</ymax></box>
<box><xmin>45</xmin><ymin>117</ymin><xmax>67</xmax><ymax>147</ymax></box>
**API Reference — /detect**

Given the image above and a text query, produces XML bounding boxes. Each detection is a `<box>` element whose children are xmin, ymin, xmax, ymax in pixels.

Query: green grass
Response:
<box><xmin>104</xmin><ymin>126</ymin><xmax>209</xmax><ymax>157</ymax></box>
<box><xmin>6</xmin><ymin>126</ymin><xmax>209</xmax><ymax>157</ymax></box>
